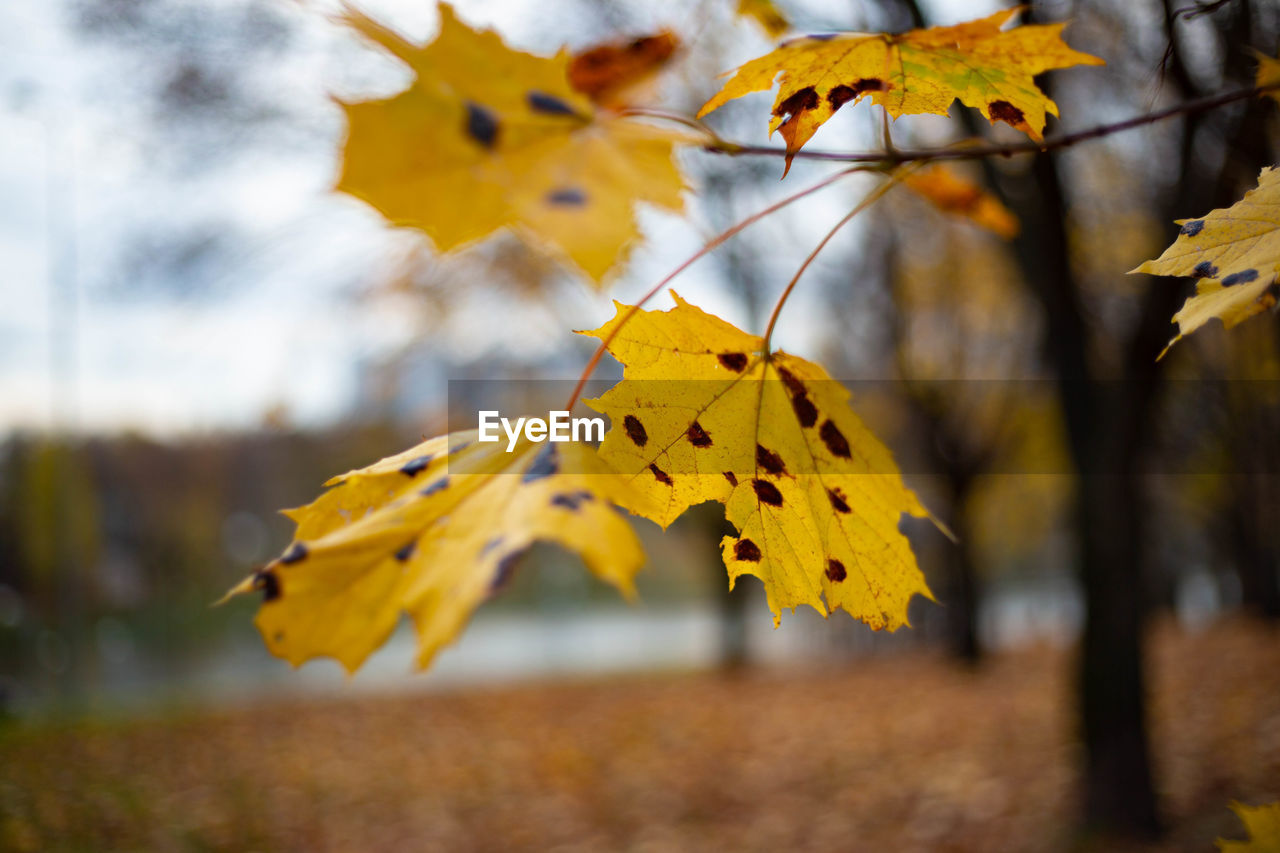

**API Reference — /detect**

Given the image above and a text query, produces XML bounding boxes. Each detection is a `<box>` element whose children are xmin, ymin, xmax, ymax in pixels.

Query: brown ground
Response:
<box><xmin>2</xmin><ymin>618</ymin><xmax>1277</xmax><ymax>852</ymax></box>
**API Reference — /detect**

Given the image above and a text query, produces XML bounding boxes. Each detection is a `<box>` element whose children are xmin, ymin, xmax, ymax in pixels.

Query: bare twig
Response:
<box><xmin>701</xmin><ymin>83</ymin><xmax>1276</xmax><ymax>166</ymax></box>
<box><xmin>563</xmin><ymin>165</ymin><xmax>874</xmax><ymax>412</ymax></box>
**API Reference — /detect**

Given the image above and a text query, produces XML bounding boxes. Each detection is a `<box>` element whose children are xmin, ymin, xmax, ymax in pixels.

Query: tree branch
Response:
<box><xmin>700</xmin><ymin>83</ymin><xmax>1275</xmax><ymax>166</ymax></box>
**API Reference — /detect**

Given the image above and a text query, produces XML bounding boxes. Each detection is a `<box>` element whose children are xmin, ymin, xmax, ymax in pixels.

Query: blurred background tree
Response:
<box><xmin>1</xmin><ymin>0</ymin><xmax>1278</xmax><ymax>848</ymax></box>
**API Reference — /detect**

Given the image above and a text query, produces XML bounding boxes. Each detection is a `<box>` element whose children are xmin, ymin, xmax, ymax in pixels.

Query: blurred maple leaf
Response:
<box><xmin>568</xmin><ymin>31</ymin><xmax>679</xmax><ymax>108</ymax></box>
<box><xmin>222</xmin><ymin>433</ymin><xmax>645</xmax><ymax>672</ymax></box>
<box><xmin>736</xmin><ymin>0</ymin><xmax>790</xmax><ymax>39</ymax></box>
<box><xmin>1218</xmin><ymin>801</ymin><xmax>1280</xmax><ymax>852</ymax></box>
<box><xmin>583</xmin><ymin>295</ymin><xmax>934</xmax><ymax>630</ymax></box>
<box><xmin>698</xmin><ymin>9</ymin><xmax>1103</xmax><ymax>174</ymax></box>
<box><xmin>1132</xmin><ymin>165</ymin><xmax>1280</xmax><ymax>355</ymax></box>
<box><xmin>1255</xmin><ymin>50</ymin><xmax>1280</xmax><ymax>104</ymax></box>
<box><xmin>336</xmin><ymin>3</ymin><xmax>690</xmax><ymax>284</ymax></box>
<box><xmin>903</xmin><ymin>166</ymin><xmax>1019</xmax><ymax>238</ymax></box>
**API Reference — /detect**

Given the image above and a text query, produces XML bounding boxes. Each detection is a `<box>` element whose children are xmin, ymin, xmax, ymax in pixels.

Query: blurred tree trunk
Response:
<box><xmin>1009</xmin><ymin>146</ymin><xmax>1165</xmax><ymax>838</ymax></box>
<box><xmin>943</xmin><ymin>0</ymin><xmax>1275</xmax><ymax>835</ymax></box>
<box><xmin>940</xmin><ymin>469</ymin><xmax>981</xmax><ymax>663</ymax></box>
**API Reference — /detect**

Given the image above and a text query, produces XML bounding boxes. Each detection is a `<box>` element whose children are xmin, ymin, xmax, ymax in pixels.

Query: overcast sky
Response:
<box><xmin>0</xmin><ymin>0</ymin><xmax>993</xmax><ymax>437</ymax></box>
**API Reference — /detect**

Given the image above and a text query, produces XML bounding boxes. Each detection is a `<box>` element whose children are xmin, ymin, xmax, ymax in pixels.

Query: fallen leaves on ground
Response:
<box><xmin>698</xmin><ymin>9</ymin><xmax>1103</xmax><ymax>174</ymax></box>
<box><xmin>3</xmin><ymin>619</ymin><xmax>1277</xmax><ymax>852</ymax></box>
<box><xmin>221</xmin><ymin>432</ymin><xmax>645</xmax><ymax>673</ymax></box>
<box><xmin>583</xmin><ymin>295</ymin><xmax>933</xmax><ymax>630</ymax></box>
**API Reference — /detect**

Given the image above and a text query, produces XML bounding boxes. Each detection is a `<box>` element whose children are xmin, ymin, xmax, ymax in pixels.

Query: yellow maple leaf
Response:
<box><xmin>903</xmin><ymin>165</ymin><xmax>1019</xmax><ymax>238</ymax></box>
<box><xmin>222</xmin><ymin>432</ymin><xmax>645</xmax><ymax>673</ymax></box>
<box><xmin>336</xmin><ymin>3</ymin><xmax>689</xmax><ymax>284</ymax></box>
<box><xmin>1218</xmin><ymin>801</ymin><xmax>1280</xmax><ymax>852</ymax></box>
<box><xmin>582</xmin><ymin>294</ymin><xmax>933</xmax><ymax>630</ymax></box>
<box><xmin>1131</xmin><ymin>165</ymin><xmax>1280</xmax><ymax>354</ymax></box>
<box><xmin>698</xmin><ymin>9</ymin><xmax>1103</xmax><ymax>173</ymax></box>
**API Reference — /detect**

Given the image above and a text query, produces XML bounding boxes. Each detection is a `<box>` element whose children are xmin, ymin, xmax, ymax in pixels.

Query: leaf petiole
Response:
<box><xmin>564</xmin><ymin>164</ymin><xmax>875</xmax><ymax>412</ymax></box>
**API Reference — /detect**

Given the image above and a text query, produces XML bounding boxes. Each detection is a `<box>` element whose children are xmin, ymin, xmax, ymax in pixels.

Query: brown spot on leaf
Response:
<box><xmin>752</xmin><ymin>478</ymin><xmax>783</xmax><ymax>506</ymax></box>
<box><xmin>756</xmin><ymin>444</ymin><xmax>786</xmax><ymax>475</ymax></box>
<box><xmin>526</xmin><ymin>90</ymin><xmax>578</xmax><ymax>116</ymax></box>
<box><xmin>687</xmin><ymin>421</ymin><xmax>713</xmax><ymax>447</ymax></box>
<box><xmin>522</xmin><ymin>445</ymin><xmax>559</xmax><ymax>482</ymax></box>
<box><xmin>791</xmin><ymin>394</ymin><xmax>818</xmax><ymax>428</ymax></box>
<box><xmin>987</xmin><ymin>100</ymin><xmax>1025</xmax><ymax>127</ymax></box>
<box><xmin>489</xmin><ymin>550</ymin><xmax>524</xmax><ymax>593</ymax></box>
<box><xmin>1192</xmin><ymin>261</ymin><xmax>1218</xmax><ymax>279</ymax></box>
<box><xmin>717</xmin><ymin>352</ymin><xmax>748</xmax><ymax>372</ymax></box>
<box><xmin>551</xmin><ymin>493</ymin><xmax>583</xmax><ymax>511</ymax></box>
<box><xmin>649</xmin><ymin>462</ymin><xmax>673</xmax><ymax>486</ymax></box>
<box><xmin>820</xmin><ymin>419</ymin><xmax>851</xmax><ymax>458</ymax></box>
<box><xmin>394</xmin><ymin>541</ymin><xmax>416</xmax><ymax>562</ymax></box>
<box><xmin>827</xmin><ymin>85</ymin><xmax>857</xmax><ymax>110</ymax></box>
<box><xmin>776</xmin><ymin>366</ymin><xmax>818</xmax><ymax>427</ymax></box>
<box><xmin>624</xmin><ymin>414</ymin><xmax>648</xmax><ymax>447</ymax></box>
<box><xmin>420</xmin><ymin>476</ymin><xmax>450</xmax><ymax>497</ymax></box>
<box><xmin>825</xmin><ymin>559</ymin><xmax>847</xmax><ymax>582</ymax></box>
<box><xmin>400</xmin><ymin>454</ymin><xmax>433</xmax><ymax>476</ymax></box>
<box><xmin>776</xmin><ymin>366</ymin><xmax>804</xmax><ymax>396</ymax></box>
<box><xmin>827</xmin><ymin>487</ymin><xmax>850</xmax><ymax>514</ymax></box>
<box><xmin>280</xmin><ymin>542</ymin><xmax>308</xmax><ymax>565</ymax></box>
<box><xmin>723</xmin><ymin>471</ymin><xmax>738</xmax><ymax>487</ymax></box>
<box><xmin>256</xmin><ymin>569</ymin><xmax>280</xmax><ymax>602</ymax></box>
<box><xmin>1180</xmin><ymin>219</ymin><xmax>1205</xmax><ymax>236</ymax></box>
<box><xmin>829</xmin><ymin>78</ymin><xmax>885</xmax><ymax>110</ymax></box>
<box><xmin>1222</xmin><ymin>269</ymin><xmax>1259</xmax><ymax>286</ymax></box>
<box><xmin>546</xmin><ymin>187</ymin><xmax>587</xmax><ymax>206</ymax></box>
<box><xmin>550</xmin><ymin>490</ymin><xmax>595</xmax><ymax>511</ymax></box>
<box><xmin>464</xmin><ymin>101</ymin><xmax>500</xmax><ymax>148</ymax></box>
<box><xmin>775</xmin><ymin>86</ymin><xmax>819</xmax><ymax>122</ymax></box>
<box><xmin>734</xmin><ymin>538</ymin><xmax>762</xmax><ymax>562</ymax></box>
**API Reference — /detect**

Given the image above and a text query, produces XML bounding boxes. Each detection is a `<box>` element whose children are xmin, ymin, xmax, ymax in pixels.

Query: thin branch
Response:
<box><xmin>761</xmin><ymin>166</ymin><xmax>918</xmax><ymax>350</ymax></box>
<box><xmin>703</xmin><ymin>83</ymin><xmax>1277</xmax><ymax>166</ymax></box>
<box><xmin>1157</xmin><ymin>0</ymin><xmax>1236</xmax><ymax>89</ymax></box>
<box><xmin>563</xmin><ymin>165</ymin><xmax>874</xmax><ymax>412</ymax></box>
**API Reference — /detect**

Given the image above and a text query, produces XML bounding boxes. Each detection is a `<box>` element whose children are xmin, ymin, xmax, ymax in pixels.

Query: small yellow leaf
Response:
<box><xmin>1255</xmin><ymin>50</ymin><xmax>1280</xmax><ymax>104</ymax></box>
<box><xmin>568</xmin><ymin>31</ymin><xmax>679</xmax><ymax>108</ymax></box>
<box><xmin>737</xmin><ymin>0</ymin><xmax>790</xmax><ymax>39</ymax></box>
<box><xmin>223</xmin><ymin>433</ymin><xmax>645</xmax><ymax>673</ymax></box>
<box><xmin>1132</xmin><ymin>165</ymin><xmax>1280</xmax><ymax>354</ymax></box>
<box><xmin>1159</xmin><ymin>277</ymin><xmax>1277</xmax><ymax>358</ymax></box>
<box><xmin>337</xmin><ymin>3</ymin><xmax>690</xmax><ymax>284</ymax></box>
<box><xmin>903</xmin><ymin>166</ymin><xmax>1019</xmax><ymax>238</ymax></box>
<box><xmin>1218</xmin><ymin>801</ymin><xmax>1280</xmax><ymax>852</ymax></box>
<box><xmin>582</xmin><ymin>295</ymin><xmax>933</xmax><ymax>630</ymax></box>
<box><xmin>698</xmin><ymin>9</ymin><xmax>1103</xmax><ymax>174</ymax></box>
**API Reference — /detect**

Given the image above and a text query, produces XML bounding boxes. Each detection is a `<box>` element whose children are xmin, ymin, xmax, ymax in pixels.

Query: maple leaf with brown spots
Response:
<box><xmin>698</xmin><ymin>9</ymin><xmax>1103</xmax><ymax>174</ymax></box>
<box><xmin>583</xmin><ymin>294</ymin><xmax>935</xmax><ymax>631</ymax></box>
<box><xmin>222</xmin><ymin>433</ymin><xmax>645</xmax><ymax>673</ymax></box>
